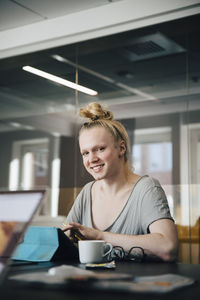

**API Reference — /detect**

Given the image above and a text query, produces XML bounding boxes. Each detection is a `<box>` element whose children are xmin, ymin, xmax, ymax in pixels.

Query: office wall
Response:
<box><xmin>58</xmin><ymin>136</ymin><xmax>92</xmax><ymax>216</ymax></box>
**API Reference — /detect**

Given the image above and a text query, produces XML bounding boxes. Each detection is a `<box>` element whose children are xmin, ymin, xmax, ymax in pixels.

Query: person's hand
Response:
<box><xmin>62</xmin><ymin>222</ymin><xmax>102</xmax><ymax>242</ymax></box>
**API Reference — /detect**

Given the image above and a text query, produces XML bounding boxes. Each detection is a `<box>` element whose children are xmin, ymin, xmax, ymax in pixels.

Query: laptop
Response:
<box><xmin>0</xmin><ymin>189</ymin><xmax>46</xmax><ymax>284</ymax></box>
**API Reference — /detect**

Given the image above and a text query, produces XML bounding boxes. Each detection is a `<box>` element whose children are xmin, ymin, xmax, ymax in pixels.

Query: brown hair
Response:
<box><xmin>79</xmin><ymin>102</ymin><xmax>133</xmax><ymax>177</ymax></box>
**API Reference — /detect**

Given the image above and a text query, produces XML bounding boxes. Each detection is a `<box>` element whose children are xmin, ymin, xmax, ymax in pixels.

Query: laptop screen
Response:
<box><xmin>0</xmin><ymin>190</ymin><xmax>46</xmax><ymax>282</ymax></box>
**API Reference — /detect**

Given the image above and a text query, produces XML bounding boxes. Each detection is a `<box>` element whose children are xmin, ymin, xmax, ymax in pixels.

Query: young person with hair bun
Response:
<box><xmin>63</xmin><ymin>102</ymin><xmax>178</xmax><ymax>262</ymax></box>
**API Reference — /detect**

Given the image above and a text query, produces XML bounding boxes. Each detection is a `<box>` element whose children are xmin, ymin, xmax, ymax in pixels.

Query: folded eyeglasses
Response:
<box><xmin>107</xmin><ymin>246</ymin><xmax>145</xmax><ymax>262</ymax></box>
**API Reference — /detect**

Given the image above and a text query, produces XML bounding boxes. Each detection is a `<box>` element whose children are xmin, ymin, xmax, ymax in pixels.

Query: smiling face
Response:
<box><xmin>79</xmin><ymin>126</ymin><xmax>125</xmax><ymax>181</ymax></box>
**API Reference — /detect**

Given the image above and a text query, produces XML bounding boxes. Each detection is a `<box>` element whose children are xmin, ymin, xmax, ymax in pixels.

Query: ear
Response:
<box><xmin>118</xmin><ymin>140</ymin><xmax>126</xmax><ymax>157</ymax></box>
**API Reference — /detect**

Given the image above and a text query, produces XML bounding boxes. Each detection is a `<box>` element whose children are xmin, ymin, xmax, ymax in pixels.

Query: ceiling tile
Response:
<box><xmin>0</xmin><ymin>0</ymin><xmax>43</xmax><ymax>31</ymax></box>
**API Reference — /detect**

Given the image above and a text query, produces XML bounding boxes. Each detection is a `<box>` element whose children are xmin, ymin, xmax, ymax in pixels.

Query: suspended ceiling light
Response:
<box><xmin>9</xmin><ymin>122</ymin><xmax>35</xmax><ymax>130</ymax></box>
<box><xmin>9</xmin><ymin>122</ymin><xmax>22</xmax><ymax>128</ymax></box>
<box><xmin>22</xmin><ymin>66</ymin><xmax>98</xmax><ymax>96</ymax></box>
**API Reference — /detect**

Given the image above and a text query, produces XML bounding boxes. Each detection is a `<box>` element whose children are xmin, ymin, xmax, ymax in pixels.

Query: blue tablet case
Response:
<box><xmin>12</xmin><ymin>226</ymin><xmax>79</xmax><ymax>262</ymax></box>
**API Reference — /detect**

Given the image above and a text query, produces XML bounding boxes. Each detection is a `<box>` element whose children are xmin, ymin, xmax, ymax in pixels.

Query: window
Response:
<box><xmin>132</xmin><ymin>127</ymin><xmax>172</xmax><ymax>185</ymax></box>
<box><xmin>9</xmin><ymin>139</ymin><xmax>49</xmax><ymax>190</ymax></box>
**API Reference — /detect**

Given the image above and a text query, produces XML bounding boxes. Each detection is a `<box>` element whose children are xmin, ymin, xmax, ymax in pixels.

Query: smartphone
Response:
<box><xmin>71</xmin><ymin>229</ymin><xmax>86</xmax><ymax>241</ymax></box>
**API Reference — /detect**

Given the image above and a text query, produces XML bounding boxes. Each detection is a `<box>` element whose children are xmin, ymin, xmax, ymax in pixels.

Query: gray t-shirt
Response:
<box><xmin>65</xmin><ymin>175</ymin><xmax>173</xmax><ymax>235</ymax></box>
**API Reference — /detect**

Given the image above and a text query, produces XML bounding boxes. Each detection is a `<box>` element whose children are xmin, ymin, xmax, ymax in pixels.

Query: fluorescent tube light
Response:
<box><xmin>10</xmin><ymin>122</ymin><xmax>22</xmax><ymax>128</ymax></box>
<box><xmin>22</xmin><ymin>66</ymin><xmax>98</xmax><ymax>96</ymax></box>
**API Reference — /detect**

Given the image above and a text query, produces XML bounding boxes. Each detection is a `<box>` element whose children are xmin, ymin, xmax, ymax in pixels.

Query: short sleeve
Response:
<box><xmin>140</xmin><ymin>185</ymin><xmax>173</xmax><ymax>233</ymax></box>
<box><xmin>65</xmin><ymin>181</ymin><xmax>94</xmax><ymax>226</ymax></box>
<box><xmin>65</xmin><ymin>189</ymin><xmax>84</xmax><ymax>224</ymax></box>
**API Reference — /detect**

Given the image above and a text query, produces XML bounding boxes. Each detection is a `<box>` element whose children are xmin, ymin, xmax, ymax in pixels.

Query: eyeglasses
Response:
<box><xmin>107</xmin><ymin>246</ymin><xmax>145</xmax><ymax>262</ymax></box>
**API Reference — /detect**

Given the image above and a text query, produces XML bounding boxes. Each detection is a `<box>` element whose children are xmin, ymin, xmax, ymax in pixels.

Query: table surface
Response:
<box><xmin>1</xmin><ymin>260</ymin><xmax>200</xmax><ymax>300</ymax></box>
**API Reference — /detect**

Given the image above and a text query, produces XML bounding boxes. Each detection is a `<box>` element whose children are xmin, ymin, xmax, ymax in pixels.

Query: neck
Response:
<box><xmin>99</xmin><ymin>169</ymin><xmax>135</xmax><ymax>194</ymax></box>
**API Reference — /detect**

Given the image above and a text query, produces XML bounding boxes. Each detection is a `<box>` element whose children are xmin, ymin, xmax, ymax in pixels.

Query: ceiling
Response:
<box><xmin>0</xmin><ymin>1</ymin><xmax>200</xmax><ymax>135</ymax></box>
<box><xmin>0</xmin><ymin>0</ymin><xmax>122</xmax><ymax>31</ymax></box>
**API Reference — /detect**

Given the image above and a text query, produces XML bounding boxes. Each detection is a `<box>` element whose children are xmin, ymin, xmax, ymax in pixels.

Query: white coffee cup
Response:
<box><xmin>78</xmin><ymin>240</ymin><xmax>112</xmax><ymax>264</ymax></box>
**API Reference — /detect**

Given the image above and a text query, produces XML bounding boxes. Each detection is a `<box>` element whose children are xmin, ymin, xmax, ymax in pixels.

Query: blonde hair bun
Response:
<box><xmin>80</xmin><ymin>102</ymin><xmax>113</xmax><ymax>121</ymax></box>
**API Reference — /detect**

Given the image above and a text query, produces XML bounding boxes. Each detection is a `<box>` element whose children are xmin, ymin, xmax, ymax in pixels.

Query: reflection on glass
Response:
<box><xmin>132</xmin><ymin>127</ymin><xmax>172</xmax><ymax>185</ymax></box>
<box><xmin>133</xmin><ymin>142</ymin><xmax>172</xmax><ymax>184</ymax></box>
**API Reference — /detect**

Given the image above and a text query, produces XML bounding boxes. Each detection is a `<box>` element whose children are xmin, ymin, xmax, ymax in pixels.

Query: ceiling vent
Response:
<box><xmin>118</xmin><ymin>32</ymin><xmax>186</xmax><ymax>62</ymax></box>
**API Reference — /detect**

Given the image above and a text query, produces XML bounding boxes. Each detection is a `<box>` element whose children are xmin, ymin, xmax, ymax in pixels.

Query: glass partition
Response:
<box><xmin>74</xmin><ymin>14</ymin><xmax>200</xmax><ymax>263</ymax></box>
<box><xmin>0</xmin><ymin>13</ymin><xmax>200</xmax><ymax>262</ymax></box>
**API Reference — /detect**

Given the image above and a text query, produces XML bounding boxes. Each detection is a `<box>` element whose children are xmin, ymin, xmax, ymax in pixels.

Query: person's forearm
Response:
<box><xmin>62</xmin><ymin>221</ymin><xmax>178</xmax><ymax>262</ymax></box>
<box><xmin>99</xmin><ymin>231</ymin><xmax>178</xmax><ymax>262</ymax></box>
